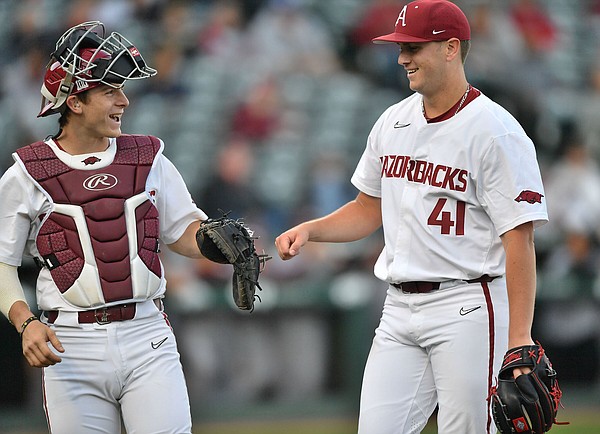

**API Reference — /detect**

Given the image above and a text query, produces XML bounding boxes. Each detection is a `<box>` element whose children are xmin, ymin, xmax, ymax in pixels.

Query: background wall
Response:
<box><xmin>1</xmin><ymin>0</ymin><xmax>599</xmax><ymax>432</ymax></box>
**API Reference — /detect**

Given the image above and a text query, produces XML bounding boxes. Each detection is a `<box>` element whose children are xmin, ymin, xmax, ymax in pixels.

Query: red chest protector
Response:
<box><xmin>15</xmin><ymin>135</ymin><xmax>163</xmax><ymax>308</ymax></box>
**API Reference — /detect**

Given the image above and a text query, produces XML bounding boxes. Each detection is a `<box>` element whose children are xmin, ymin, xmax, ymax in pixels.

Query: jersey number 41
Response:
<box><xmin>428</xmin><ymin>198</ymin><xmax>465</xmax><ymax>235</ymax></box>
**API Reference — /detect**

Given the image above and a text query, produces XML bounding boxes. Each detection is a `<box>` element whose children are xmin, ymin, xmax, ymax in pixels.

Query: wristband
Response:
<box><xmin>20</xmin><ymin>316</ymin><xmax>39</xmax><ymax>336</ymax></box>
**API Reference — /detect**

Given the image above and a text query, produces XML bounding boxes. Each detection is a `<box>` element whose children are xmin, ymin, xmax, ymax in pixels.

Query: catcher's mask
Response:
<box><xmin>38</xmin><ymin>21</ymin><xmax>157</xmax><ymax>117</ymax></box>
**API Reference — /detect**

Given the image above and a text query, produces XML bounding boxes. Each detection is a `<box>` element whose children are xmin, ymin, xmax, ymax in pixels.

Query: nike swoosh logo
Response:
<box><xmin>151</xmin><ymin>337</ymin><xmax>168</xmax><ymax>349</ymax></box>
<box><xmin>432</xmin><ymin>30</ymin><xmax>446</xmax><ymax>35</ymax></box>
<box><xmin>394</xmin><ymin>122</ymin><xmax>411</xmax><ymax>129</ymax></box>
<box><xmin>459</xmin><ymin>306</ymin><xmax>481</xmax><ymax>316</ymax></box>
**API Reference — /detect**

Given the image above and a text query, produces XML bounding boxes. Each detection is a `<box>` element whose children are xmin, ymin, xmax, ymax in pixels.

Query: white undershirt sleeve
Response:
<box><xmin>0</xmin><ymin>262</ymin><xmax>28</xmax><ymax>319</ymax></box>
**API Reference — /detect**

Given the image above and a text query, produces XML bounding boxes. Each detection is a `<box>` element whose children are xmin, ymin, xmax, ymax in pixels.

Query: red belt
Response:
<box><xmin>45</xmin><ymin>303</ymin><xmax>136</xmax><ymax>325</ymax></box>
<box><xmin>391</xmin><ymin>275</ymin><xmax>498</xmax><ymax>294</ymax></box>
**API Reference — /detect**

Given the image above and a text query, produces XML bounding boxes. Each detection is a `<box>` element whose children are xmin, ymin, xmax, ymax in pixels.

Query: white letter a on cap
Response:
<box><xmin>396</xmin><ymin>4</ymin><xmax>408</xmax><ymax>27</ymax></box>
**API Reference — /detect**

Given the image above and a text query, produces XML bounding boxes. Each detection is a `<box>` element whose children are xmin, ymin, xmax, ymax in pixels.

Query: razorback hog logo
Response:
<box><xmin>83</xmin><ymin>173</ymin><xmax>118</xmax><ymax>191</ymax></box>
<box><xmin>82</xmin><ymin>156</ymin><xmax>101</xmax><ymax>165</ymax></box>
<box><xmin>514</xmin><ymin>190</ymin><xmax>544</xmax><ymax>204</ymax></box>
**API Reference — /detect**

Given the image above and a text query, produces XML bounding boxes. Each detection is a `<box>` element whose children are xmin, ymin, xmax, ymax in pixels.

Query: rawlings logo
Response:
<box><xmin>83</xmin><ymin>173</ymin><xmax>118</xmax><ymax>191</ymax></box>
<box><xmin>129</xmin><ymin>46</ymin><xmax>141</xmax><ymax>57</ymax></box>
<box><xmin>75</xmin><ymin>79</ymin><xmax>90</xmax><ymax>91</ymax></box>
<box><xmin>515</xmin><ymin>190</ymin><xmax>544</xmax><ymax>204</ymax></box>
<box><xmin>503</xmin><ymin>352</ymin><xmax>522</xmax><ymax>366</ymax></box>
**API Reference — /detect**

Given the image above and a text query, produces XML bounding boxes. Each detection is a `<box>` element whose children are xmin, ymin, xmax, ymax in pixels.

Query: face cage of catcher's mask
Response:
<box><xmin>46</xmin><ymin>21</ymin><xmax>155</xmax><ymax>97</ymax></box>
<box><xmin>40</xmin><ymin>22</ymin><xmax>158</xmax><ymax>117</ymax></box>
<box><xmin>59</xmin><ymin>31</ymin><xmax>157</xmax><ymax>89</ymax></box>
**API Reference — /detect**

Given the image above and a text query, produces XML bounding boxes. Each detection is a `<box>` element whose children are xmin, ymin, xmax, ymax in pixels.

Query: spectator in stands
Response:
<box><xmin>541</xmin><ymin>229</ymin><xmax>599</xmax><ymax>298</ymax></box>
<box><xmin>195</xmin><ymin>137</ymin><xmax>264</xmax><ymax>221</ymax></box>
<box><xmin>230</xmin><ymin>78</ymin><xmax>283</xmax><ymax>145</ymax></box>
<box><xmin>576</xmin><ymin>61</ymin><xmax>600</xmax><ymax>161</ymax></box>
<box><xmin>541</xmin><ymin>140</ymin><xmax>600</xmax><ymax>244</ymax></box>
<box><xmin>509</xmin><ymin>0</ymin><xmax>558</xmax><ymax>54</ymax></box>
<box><xmin>244</xmin><ymin>0</ymin><xmax>340</xmax><ymax>77</ymax></box>
<box><xmin>465</xmin><ymin>2</ymin><xmax>524</xmax><ymax>100</ymax></box>
<box><xmin>157</xmin><ymin>0</ymin><xmax>198</xmax><ymax>53</ymax></box>
<box><xmin>1</xmin><ymin>39</ymin><xmax>55</xmax><ymax>153</ymax></box>
<box><xmin>142</xmin><ymin>42</ymin><xmax>189</xmax><ymax>98</ymax></box>
<box><xmin>197</xmin><ymin>0</ymin><xmax>246</xmax><ymax>64</ymax></box>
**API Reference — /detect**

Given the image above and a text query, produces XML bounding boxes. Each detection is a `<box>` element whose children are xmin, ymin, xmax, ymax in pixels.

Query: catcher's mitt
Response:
<box><xmin>196</xmin><ymin>214</ymin><xmax>270</xmax><ymax>311</ymax></box>
<box><xmin>490</xmin><ymin>343</ymin><xmax>566</xmax><ymax>434</ymax></box>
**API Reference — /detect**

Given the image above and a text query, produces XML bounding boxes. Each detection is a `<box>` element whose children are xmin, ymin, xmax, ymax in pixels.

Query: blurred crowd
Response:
<box><xmin>1</xmin><ymin>0</ymin><xmax>600</xmax><ymax>416</ymax></box>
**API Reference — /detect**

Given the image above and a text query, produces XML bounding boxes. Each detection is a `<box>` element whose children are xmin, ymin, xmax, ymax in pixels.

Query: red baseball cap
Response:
<box><xmin>372</xmin><ymin>0</ymin><xmax>470</xmax><ymax>44</ymax></box>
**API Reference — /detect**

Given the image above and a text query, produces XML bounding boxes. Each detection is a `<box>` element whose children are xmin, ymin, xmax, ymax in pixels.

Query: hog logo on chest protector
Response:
<box><xmin>82</xmin><ymin>156</ymin><xmax>101</xmax><ymax>165</ymax></box>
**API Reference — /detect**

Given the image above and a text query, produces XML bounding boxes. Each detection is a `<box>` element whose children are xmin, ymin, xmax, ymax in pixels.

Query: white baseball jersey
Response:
<box><xmin>0</xmin><ymin>137</ymin><xmax>206</xmax><ymax>311</ymax></box>
<box><xmin>351</xmin><ymin>91</ymin><xmax>548</xmax><ymax>284</ymax></box>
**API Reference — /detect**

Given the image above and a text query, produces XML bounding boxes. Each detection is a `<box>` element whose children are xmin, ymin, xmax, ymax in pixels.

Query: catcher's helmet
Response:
<box><xmin>38</xmin><ymin>21</ymin><xmax>156</xmax><ymax>117</ymax></box>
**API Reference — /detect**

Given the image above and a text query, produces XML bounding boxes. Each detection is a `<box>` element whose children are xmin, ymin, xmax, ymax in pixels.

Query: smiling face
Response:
<box><xmin>397</xmin><ymin>40</ymin><xmax>453</xmax><ymax>97</ymax></box>
<box><xmin>74</xmin><ymin>84</ymin><xmax>129</xmax><ymax>139</ymax></box>
<box><xmin>55</xmin><ymin>83</ymin><xmax>130</xmax><ymax>154</ymax></box>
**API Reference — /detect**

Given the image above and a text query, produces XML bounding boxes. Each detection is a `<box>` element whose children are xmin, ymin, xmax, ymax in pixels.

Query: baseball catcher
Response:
<box><xmin>490</xmin><ymin>343</ymin><xmax>566</xmax><ymax>433</ymax></box>
<box><xmin>196</xmin><ymin>213</ymin><xmax>270</xmax><ymax>311</ymax></box>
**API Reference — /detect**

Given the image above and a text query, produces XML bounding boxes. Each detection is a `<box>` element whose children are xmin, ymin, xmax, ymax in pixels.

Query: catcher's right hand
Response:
<box><xmin>490</xmin><ymin>343</ymin><xmax>566</xmax><ymax>433</ymax></box>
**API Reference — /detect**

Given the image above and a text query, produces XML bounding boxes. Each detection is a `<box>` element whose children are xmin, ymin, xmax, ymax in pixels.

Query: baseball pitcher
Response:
<box><xmin>275</xmin><ymin>1</ymin><xmax>563</xmax><ymax>433</ymax></box>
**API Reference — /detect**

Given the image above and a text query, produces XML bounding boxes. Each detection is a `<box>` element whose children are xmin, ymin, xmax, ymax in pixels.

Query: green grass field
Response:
<box><xmin>192</xmin><ymin>407</ymin><xmax>599</xmax><ymax>434</ymax></box>
<box><xmin>1</xmin><ymin>398</ymin><xmax>597</xmax><ymax>433</ymax></box>
<box><xmin>1</xmin><ymin>407</ymin><xmax>597</xmax><ymax>433</ymax></box>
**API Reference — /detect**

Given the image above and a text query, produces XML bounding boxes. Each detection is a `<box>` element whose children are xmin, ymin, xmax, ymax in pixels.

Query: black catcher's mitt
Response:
<box><xmin>196</xmin><ymin>214</ymin><xmax>270</xmax><ymax>311</ymax></box>
<box><xmin>490</xmin><ymin>343</ymin><xmax>566</xmax><ymax>433</ymax></box>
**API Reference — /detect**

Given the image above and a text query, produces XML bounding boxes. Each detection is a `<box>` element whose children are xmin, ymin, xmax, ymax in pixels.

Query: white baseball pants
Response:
<box><xmin>358</xmin><ymin>278</ymin><xmax>509</xmax><ymax>434</ymax></box>
<box><xmin>42</xmin><ymin>301</ymin><xmax>192</xmax><ymax>434</ymax></box>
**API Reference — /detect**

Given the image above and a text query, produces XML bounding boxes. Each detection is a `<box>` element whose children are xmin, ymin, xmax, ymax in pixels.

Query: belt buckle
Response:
<box><xmin>94</xmin><ymin>308</ymin><xmax>111</xmax><ymax>325</ymax></box>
